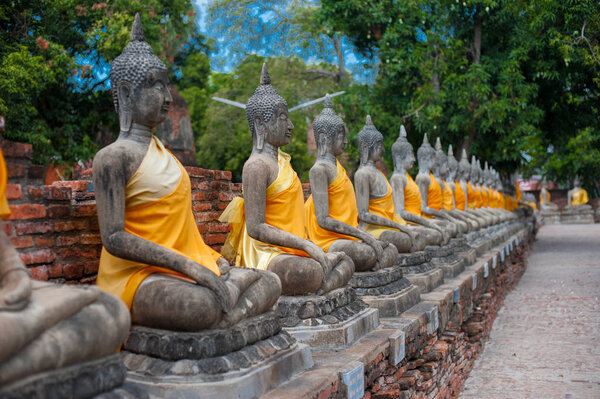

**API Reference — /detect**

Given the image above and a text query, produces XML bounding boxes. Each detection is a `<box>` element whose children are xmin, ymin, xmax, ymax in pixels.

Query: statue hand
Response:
<box><xmin>1</xmin><ymin>269</ymin><xmax>31</xmax><ymax>310</ymax></box>
<box><xmin>217</xmin><ymin>257</ymin><xmax>232</xmax><ymax>275</ymax></box>
<box><xmin>186</xmin><ymin>261</ymin><xmax>232</xmax><ymax>313</ymax></box>
<box><xmin>364</xmin><ymin>235</ymin><xmax>384</xmax><ymax>261</ymax></box>
<box><xmin>305</xmin><ymin>242</ymin><xmax>331</xmax><ymax>283</ymax></box>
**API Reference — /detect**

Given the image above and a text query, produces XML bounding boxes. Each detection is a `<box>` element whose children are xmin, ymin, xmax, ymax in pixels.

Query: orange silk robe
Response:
<box><xmin>97</xmin><ymin>137</ymin><xmax>221</xmax><ymax>309</ymax></box>
<box><xmin>454</xmin><ymin>181</ymin><xmax>466</xmax><ymax>210</ymax></box>
<box><xmin>220</xmin><ymin>150</ymin><xmax>309</xmax><ymax>270</ymax></box>
<box><xmin>0</xmin><ymin>148</ymin><xmax>10</xmax><ymax>219</ymax></box>
<box><xmin>441</xmin><ymin>180</ymin><xmax>454</xmax><ymax>211</ymax></box>
<box><xmin>467</xmin><ymin>182</ymin><xmax>478</xmax><ymax>209</ymax></box>
<box><xmin>305</xmin><ymin>161</ymin><xmax>359</xmax><ymax>251</ymax></box>
<box><xmin>571</xmin><ymin>188</ymin><xmax>589</xmax><ymax>205</ymax></box>
<box><xmin>424</xmin><ymin>173</ymin><xmax>443</xmax><ymax>219</ymax></box>
<box><xmin>404</xmin><ymin>173</ymin><xmax>422</xmax><ymax>217</ymax></box>
<box><xmin>363</xmin><ymin>170</ymin><xmax>407</xmax><ymax>239</ymax></box>
<box><xmin>480</xmin><ymin>186</ymin><xmax>490</xmax><ymax>208</ymax></box>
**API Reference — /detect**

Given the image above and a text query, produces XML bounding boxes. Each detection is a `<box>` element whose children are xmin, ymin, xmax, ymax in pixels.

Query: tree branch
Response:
<box><xmin>401</xmin><ymin>102</ymin><xmax>428</xmax><ymax>122</ymax></box>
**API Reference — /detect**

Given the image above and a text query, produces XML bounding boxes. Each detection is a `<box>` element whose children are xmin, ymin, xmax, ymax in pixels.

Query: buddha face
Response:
<box><xmin>331</xmin><ymin>124</ymin><xmax>347</xmax><ymax>156</ymax></box>
<box><xmin>436</xmin><ymin>153</ymin><xmax>448</xmax><ymax>177</ymax></box>
<box><xmin>263</xmin><ymin>103</ymin><xmax>294</xmax><ymax>147</ymax></box>
<box><xmin>369</xmin><ymin>137</ymin><xmax>384</xmax><ymax>163</ymax></box>
<box><xmin>130</xmin><ymin>68</ymin><xmax>172</xmax><ymax>128</ymax></box>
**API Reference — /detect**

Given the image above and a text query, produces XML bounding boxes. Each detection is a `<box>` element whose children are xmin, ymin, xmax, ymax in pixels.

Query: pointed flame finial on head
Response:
<box><xmin>448</xmin><ymin>144</ymin><xmax>454</xmax><ymax>157</ymax></box>
<box><xmin>435</xmin><ymin>137</ymin><xmax>442</xmax><ymax>151</ymax></box>
<box><xmin>365</xmin><ymin>115</ymin><xmax>373</xmax><ymax>125</ymax></box>
<box><xmin>260</xmin><ymin>63</ymin><xmax>271</xmax><ymax>85</ymax></box>
<box><xmin>471</xmin><ymin>155</ymin><xmax>476</xmax><ymax>166</ymax></box>
<box><xmin>399</xmin><ymin>125</ymin><xmax>407</xmax><ymax>138</ymax></box>
<box><xmin>461</xmin><ymin>148</ymin><xmax>468</xmax><ymax>161</ymax></box>
<box><xmin>323</xmin><ymin>93</ymin><xmax>333</xmax><ymax>108</ymax></box>
<box><xmin>130</xmin><ymin>13</ymin><xmax>145</xmax><ymax>42</ymax></box>
<box><xmin>423</xmin><ymin>133</ymin><xmax>429</xmax><ymax>145</ymax></box>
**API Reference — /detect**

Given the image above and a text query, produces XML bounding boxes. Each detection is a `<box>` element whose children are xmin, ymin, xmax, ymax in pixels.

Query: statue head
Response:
<box><xmin>111</xmin><ymin>13</ymin><xmax>171</xmax><ymax>133</ymax></box>
<box><xmin>447</xmin><ymin>145</ymin><xmax>458</xmax><ymax>181</ymax></box>
<box><xmin>470</xmin><ymin>156</ymin><xmax>480</xmax><ymax>183</ymax></box>
<box><xmin>357</xmin><ymin>115</ymin><xmax>384</xmax><ymax>165</ymax></box>
<box><xmin>313</xmin><ymin>95</ymin><xmax>346</xmax><ymax>157</ymax></box>
<box><xmin>416</xmin><ymin>134</ymin><xmax>436</xmax><ymax>173</ymax></box>
<box><xmin>541</xmin><ymin>178</ymin><xmax>548</xmax><ymax>189</ymax></box>
<box><xmin>573</xmin><ymin>176</ymin><xmax>581</xmax><ymax>188</ymax></box>
<box><xmin>391</xmin><ymin>125</ymin><xmax>414</xmax><ymax>172</ymax></box>
<box><xmin>433</xmin><ymin>137</ymin><xmax>448</xmax><ymax>178</ymax></box>
<box><xmin>246</xmin><ymin>63</ymin><xmax>293</xmax><ymax>150</ymax></box>
<box><xmin>457</xmin><ymin>149</ymin><xmax>470</xmax><ymax>181</ymax></box>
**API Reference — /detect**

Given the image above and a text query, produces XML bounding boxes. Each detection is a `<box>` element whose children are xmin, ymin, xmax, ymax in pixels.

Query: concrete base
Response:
<box><xmin>284</xmin><ymin>308</ymin><xmax>379</xmax><ymax>350</ymax></box>
<box><xmin>541</xmin><ymin>210</ymin><xmax>561</xmax><ymax>224</ymax></box>
<box><xmin>121</xmin><ymin>342</ymin><xmax>313</xmax><ymax>399</ymax></box>
<box><xmin>431</xmin><ymin>255</ymin><xmax>465</xmax><ymax>278</ymax></box>
<box><xmin>404</xmin><ymin>267</ymin><xmax>444</xmax><ymax>293</ymax></box>
<box><xmin>360</xmin><ymin>283</ymin><xmax>421</xmax><ymax>317</ymax></box>
<box><xmin>561</xmin><ymin>209</ymin><xmax>594</xmax><ymax>224</ymax></box>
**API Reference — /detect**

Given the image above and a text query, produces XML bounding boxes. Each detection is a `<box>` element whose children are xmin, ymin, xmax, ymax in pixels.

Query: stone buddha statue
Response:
<box><xmin>305</xmin><ymin>97</ymin><xmax>398</xmax><ymax>271</ymax></box>
<box><xmin>456</xmin><ymin>149</ymin><xmax>492</xmax><ymax>227</ymax></box>
<box><xmin>414</xmin><ymin>134</ymin><xmax>462</xmax><ymax>236</ymax></box>
<box><xmin>93</xmin><ymin>15</ymin><xmax>280</xmax><ymax>331</ymax></box>
<box><xmin>354</xmin><ymin>116</ymin><xmax>428</xmax><ymax>252</ymax></box>
<box><xmin>389</xmin><ymin>125</ymin><xmax>447</xmax><ymax>245</ymax></box>
<box><xmin>221</xmin><ymin>64</ymin><xmax>354</xmax><ymax>296</ymax></box>
<box><xmin>445</xmin><ymin>145</ymin><xmax>481</xmax><ymax>230</ymax></box>
<box><xmin>0</xmin><ymin>155</ymin><xmax>130</xmax><ymax>392</ymax></box>
<box><xmin>540</xmin><ymin>179</ymin><xmax>558</xmax><ymax>211</ymax></box>
<box><xmin>482</xmin><ymin>162</ymin><xmax>512</xmax><ymax>220</ymax></box>
<box><xmin>567</xmin><ymin>177</ymin><xmax>591</xmax><ymax>209</ymax></box>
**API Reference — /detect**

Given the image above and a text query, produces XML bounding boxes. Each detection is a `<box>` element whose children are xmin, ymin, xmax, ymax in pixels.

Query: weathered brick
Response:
<box><xmin>52</xmin><ymin>180</ymin><xmax>90</xmax><ymax>192</ymax></box>
<box><xmin>29</xmin><ymin>265</ymin><xmax>49</xmax><ymax>281</ymax></box>
<box><xmin>193</xmin><ymin>203</ymin><xmax>212</xmax><ymax>212</ymax></box>
<box><xmin>185</xmin><ymin>167</ymin><xmax>214</xmax><ymax>179</ymax></box>
<box><xmin>20</xmin><ymin>249</ymin><xmax>56</xmax><ymax>265</ymax></box>
<box><xmin>3</xmin><ymin>223</ymin><xmax>12</xmax><ymax>235</ymax></box>
<box><xmin>63</xmin><ymin>262</ymin><xmax>84</xmax><ymax>279</ymax></box>
<box><xmin>6</xmin><ymin>204</ymin><xmax>46</xmax><ymax>220</ymax></box>
<box><xmin>210</xmin><ymin>181</ymin><xmax>229</xmax><ymax>191</ymax></box>
<box><xmin>6</xmin><ymin>163</ymin><xmax>25</xmax><ymax>178</ymax></box>
<box><xmin>197</xmin><ymin>224</ymin><xmax>207</xmax><ymax>234</ymax></box>
<box><xmin>48</xmin><ymin>204</ymin><xmax>71</xmax><ymax>219</ymax></box>
<box><xmin>5</xmin><ymin>184</ymin><xmax>22</xmax><ymax>200</ymax></box>
<box><xmin>208</xmin><ymin>223</ymin><xmax>230</xmax><ymax>233</ymax></box>
<box><xmin>27</xmin><ymin>187</ymin><xmax>43</xmax><ymax>200</ymax></box>
<box><xmin>217</xmin><ymin>203</ymin><xmax>229</xmax><ymax>211</ymax></box>
<box><xmin>219</xmin><ymin>192</ymin><xmax>233</xmax><ymax>202</ymax></box>
<box><xmin>192</xmin><ymin>192</ymin><xmax>207</xmax><ymax>201</ymax></box>
<box><xmin>57</xmin><ymin>235</ymin><xmax>80</xmax><ymax>246</ymax></box>
<box><xmin>54</xmin><ymin>220</ymin><xmax>87</xmax><ymax>232</ymax></box>
<box><xmin>215</xmin><ymin>170</ymin><xmax>232</xmax><ymax>181</ymax></box>
<box><xmin>80</xmin><ymin>233</ymin><xmax>102</xmax><ymax>245</ymax></box>
<box><xmin>16</xmin><ymin>221</ymin><xmax>53</xmax><ymax>235</ymax></box>
<box><xmin>57</xmin><ymin>247</ymin><xmax>98</xmax><ymax>259</ymax></box>
<box><xmin>204</xmin><ymin>234</ymin><xmax>226</xmax><ymax>245</ymax></box>
<box><xmin>10</xmin><ymin>236</ymin><xmax>34</xmax><ymax>248</ymax></box>
<box><xmin>1</xmin><ymin>141</ymin><xmax>33</xmax><ymax>158</ymax></box>
<box><xmin>84</xmin><ymin>260</ymin><xmax>99</xmax><ymax>274</ymax></box>
<box><xmin>42</xmin><ymin>186</ymin><xmax>72</xmax><ymax>201</ymax></box>
<box><xmin>72</xmin><ymin>203</ymin><xmax>97</xmax><ymax>217</ymax></box>
<box><xmin>196</xmin><ymin>212</ymin><xmax>222</xmax><ymax>223</ymax></box>
<box><xmin>27</xmin><ymin>165</ymin><xmax>45</xmax><ymax>179</ymax></box>
<box><xmin>48</xmin><ymin>263</ymin><xmax>63</xmax><ymax>278</ymax></box>
<box><xmin>35</xmin><ymin>236</ymin><xmax>55</xmax><ymax>247</ymax></box>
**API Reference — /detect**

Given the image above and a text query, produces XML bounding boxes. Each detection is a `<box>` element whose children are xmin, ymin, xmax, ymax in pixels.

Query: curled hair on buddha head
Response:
<box><xmin>313</xmin><ymin>94</ymin><xmax>344</xmax><ymax>155</ymax></box>
<box><xmin>447</xmin><ymin>145</ymin><xmax>458</xmax><ymax>180</ymax></box>
<box><xmin>246</xmin><ymin>63</ymin><xmax>288</xmax><ymax>145</ymax></box>
<box><xmin>417</xmin><ymin>133</ymin><xmax>435</xmax><ymax>171</ymax></box>
<box><xmin>391</xmin><ymin>125</ymin><xmax>413</xmax><ymax>167</ymax></box>
<box><xmin>110</xmin><ymin>13</ymin><xmax>167</xmax><ymax>117</ymax></box>
<box><xmin>434</xmin><ymin>137</ymin><xmax>447</xmax><ymax>171</ymax></box>
<box><xmin>357</xmin><ymin>115</ymin><xmax>383</xmax><ymax>165</ymax></box>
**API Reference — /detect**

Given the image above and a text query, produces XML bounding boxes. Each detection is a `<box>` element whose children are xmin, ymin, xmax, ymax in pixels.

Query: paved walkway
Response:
<box><xmin>460</xmin><ymin>224</ymin><xmax>600</xmax><ymax>399</ymax></box>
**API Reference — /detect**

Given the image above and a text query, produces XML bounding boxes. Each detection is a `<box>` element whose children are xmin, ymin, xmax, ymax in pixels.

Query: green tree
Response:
<box><xmin>0</xmin><ymin>0</ymin><xmax>205</xmax><ymax>165</ymax></box>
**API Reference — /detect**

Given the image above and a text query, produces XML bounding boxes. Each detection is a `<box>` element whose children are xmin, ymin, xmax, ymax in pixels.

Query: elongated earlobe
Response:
<box><xmin>317</xmin><ymin>135</ymin><xmax>329</xmax><ymax>157</ymax></box>
<box><xmin>117</xmin><ymin>83</ymin><xmax>133</xmax><ymax>133</ymax></box>
<box><xmin>254</xmin><ymin>117</ymin><xmax>264</xmax><ymax>151</ymax></box>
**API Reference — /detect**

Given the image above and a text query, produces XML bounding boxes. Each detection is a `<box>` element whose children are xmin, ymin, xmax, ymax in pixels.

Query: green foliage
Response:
<box><xmin>196</xmin><ymin>55</ymin><xmax>346</xmax><ymax>181</ymax></box>
<box><xmin>0</xmin><ymin>0</ymin><xmax>204</xmax><ymax>166</ymax></box>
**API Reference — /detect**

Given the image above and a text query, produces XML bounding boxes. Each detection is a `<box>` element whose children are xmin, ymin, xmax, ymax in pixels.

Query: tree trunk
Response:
<box><xmin>461</xmin><ymin>16</ymin><xmax>483</xmax><ymax>155</ymax></box>
<box><xmin>332</xmin><ymin>35</ymin><xmax>346</xmax><ymax>81</ymax></box>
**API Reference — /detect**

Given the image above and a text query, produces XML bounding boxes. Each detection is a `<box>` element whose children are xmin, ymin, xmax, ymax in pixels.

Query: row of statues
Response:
<box><xmin>0</xmin><ymin>15</ymin><xmax>536</xmax><ymax>396</ymax></box>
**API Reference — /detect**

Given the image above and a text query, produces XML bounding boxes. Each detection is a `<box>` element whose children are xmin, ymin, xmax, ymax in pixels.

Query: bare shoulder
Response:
<box><xmin>310</xmin><ymin>161</ymin><xmax>336</xmax><ymax>183</ymax></box>
<box><xmin>390</xmin><ymin>172</ymin><xmax>407</xmax><ymax>186</ymax></box>
<box><xmin>242</xmin><ymin>155</ymin><xmax>275</xmax><ymax>186</ymax></box>
<box><xmin>415</xmin><ymin>172</ymin><xmax>430</xmax><ymax>185</ymax></box>
<box><xmin>93</xmin><ymin>140</ymin><xmax>145</xmax><ymax>183</ymax></box>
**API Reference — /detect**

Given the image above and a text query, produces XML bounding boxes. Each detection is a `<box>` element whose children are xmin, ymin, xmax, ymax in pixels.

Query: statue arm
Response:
<box><xmin>416</xmin><ymin>174</ymin><xmax>446</xmax><ymax>219</ymax></box>
<box><xmin>93</xmin><ymin>149</ymin><xmax>232</xmax><ymax>312</ymax></box>
<box><xmin>391</xmin><ymin>174</ymin><xmax>444</xmax><ymax>231</ymax></box>
<box><xmin>310</xmin><ymin>165</ymin><xmax>383</xmax><ymax>259</ymax></box>
<box><xmin>0</xmin><ymin>226</ymin><xmax>31</xmax><ymax>310</ymax></box>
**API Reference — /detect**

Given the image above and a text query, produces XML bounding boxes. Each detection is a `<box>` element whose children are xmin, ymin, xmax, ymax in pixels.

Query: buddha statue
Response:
<box><xmin>567</xmin><ymin>177</ymin><xmax>591</xmax><ymax>209</ymax></box>
<box><xmin>305</xmin><ymin>97</ymin><xmax>398</xmax><ymax>271</ymax></box>
<box><xmin>0</xmin><ymin>150</ymin><xmax>130</xmax><ymax>391</ymax></box>
<box><xmin>220</xmin><ymin>64</ymin><xmax>354</xmax><ymax>296</ymax></box>
<box><xmin>540</xmin><ymin>179</ymin><xmax>558</xmax><ymax>211</ymax></box>
<box><xmin>354</xmin><ymin>116</ymin><xmax>428</xmax><ymax>252</ymax></box>
<box><xmin>414</xmin><ymin>134</ymin><xmax>463</xmax><ymax>236</ymax></box>
<box><xmin>93</xmin><ymin>15</ymin><xmax>280</xmax><ymax>332</ymax></box>
<box><xmin>432</xmin><ymin>138</ymin><xmax>475</xmax><ymax>232</ymax></box>
<box><xmin>456</xmin><ymin>149</ymin><xmax>492</xmax><ymax>227</ymax></box>
<box><xmin>482</xmin><ymin>162</ymin><xmax>512</xmax><ymax>221</ymax></box>
<box><xmin>445</xmin><ymin>145</ymin><xmax>481</xmax><ymax>230</ymax></box>
<box><xmin>389</xmin><ymin>125</ymin><xmax>448</xmax><ymax>245</ymax></box>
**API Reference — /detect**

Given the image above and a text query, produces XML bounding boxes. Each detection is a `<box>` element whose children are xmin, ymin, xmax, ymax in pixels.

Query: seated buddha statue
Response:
<box><xmin>445</xmin><ymin>145</ymin><xmax>481</xmax><ymax>230</ymax></box>
<box><xmin>456</xmin><ymin>150</ymin><xmax>493</xmax><ymax>227</ymax></box>
<box><xmin>482</xmin><ymin>162</ymin><xmax>513</xmax><ymax>220</ymax></box>
<box><xmin>567</xmin><ymin>177</ymin><xmax>592</xmax><ymax>209</ymax></box>
<box><xmin>0</xmin><ymin>149</ymin><xmax>130</xmax><ymax>388</ymax></box>
<box><xmin>354</xmin><ymin>116</ymin><xmax>428</xmax><ymax>252</ymax></box>
<box><xmin>220</xmin><ymin>65</ymin><xmax>354</xmax><ymax>296</ymax></box>
<box><xmin>389</xmin><ymin>125</ymin><xmax>448</xmax><ymax>245</ymax></box>
<box><xmin>432</xmin><ymin>138</ymin><xmax>475</xmax><ymax>232</ymax></box>
<box><xmin>414</xmin><ymin>134</ymin><xmax>463</xmax><ymax>237</ymax></box>
<box><xmin>305</xmin><ymin>97</ymin><xmax>398</xmax><ymax>271</ymax></box>
<box><xmin>93</xmin><ymin>16</ymin><xmax>280</xmax><ymax>331</ymax></box>
<box><xmin>540</xmin><ymin>179</ymin><xmax>559</xmax><ymax>211</ymax></box>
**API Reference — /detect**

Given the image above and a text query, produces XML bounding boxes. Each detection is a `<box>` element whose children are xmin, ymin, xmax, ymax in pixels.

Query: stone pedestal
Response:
<box><xmin>451</xmin><ymin>237</ymin><xmax>477</xmax><ymax>266</ymax></box>
<box><xmin>560</xmin><ymin>208</ymin><xmax>594</xmax><ymax>224</ymax></box>
<box><xmin>0</xmin><ymin>354</ymin><xmax>126</xmax><ymax>399</ymax></box>
<box><xmin>427</xmin><ymin>243</ymin><xmax>465</xmax><ymax>278</ymax></box>
<box><xmin>540</xmin><ymin>209</ymin><xmax>561</xmax><ymax>224</ymax></box>
<box><xmin>350</xmin><ymin>265</ymin><xmax>421</xmax><ymax>317</ymax></box>
<box><xmin>397</xmin><ymin>251</ymin><xmax>444</xmax><ymax>293</ymax></box>
<box><xmin>120</xmin><ymin>312</ymin><xmax>313</xmax><ymax>399</ymax></box>
<box><xmin>276</xmin><ymin>287</ymin><xmax>379</xmax><ymax>350</ymax></box>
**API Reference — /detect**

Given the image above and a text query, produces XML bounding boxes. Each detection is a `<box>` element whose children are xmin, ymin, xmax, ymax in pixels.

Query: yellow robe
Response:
<box><xmin>404</xmin><ymin>173</ymin><xmax>422</xmax><ymax>217</ymax></box>
<box><xmin>474</xmin><ymin>185</ymin><xmax>484</xmax><ymax>208</ymax></box>
<box><xmin>363</xmin><ymin>170</ymin><xmax>407</xmax><ymax>239</ymax></box>
<box><xmin>571</xmin><ymin>188</ymin><xmax>589</xmax><ymax>206</ymax></box>
<box><xmin>467</xmin><ymin>182</ymin><xmax>478</xmax><ymax>209</ymax></box>
<box><xmin>515</xmin><ymin>184</ymin><xmax>522</xmax><ymax>201</ymax></box>
<box><xmin>454</xmin><ymin>181</ymin><xmax>466</xmax><ymax>210</ymax></box>
<box><xmin>220</xmin><ymin>150</ymin><xmax>309</xmax><ymax>270</ymax></box>
<box><xmin>540</xmin><ymin>189</ymin><xmax>550</xmax><ymax>206</ymax></box>
<box><xmin>441</xmin><ymin>180</ymin><xmax>454</xmax><ymax>211</ymax></box>
<box><xmin>0</xmin><ymin>148</ymin><xmax>10</xmax><ymax>219</ymax></box>
<box><xmin>305</xmin><ymin>161</ymin><xmax>359</xmax><ymax>251</ymax></box>
<box><xmin>424</xmin><ymin>173</ymin><xmax>443</xmax><ymax>219</ymax></box>
<box><xmin>96</xmin><ymin>137</ymin><xmax>221</xmax><ymax>309</ymax></box>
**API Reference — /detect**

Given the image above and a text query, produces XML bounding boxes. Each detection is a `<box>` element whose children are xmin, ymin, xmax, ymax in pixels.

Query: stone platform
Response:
<box><xmin>276</xmin><ymin>287</ymin><xmax>379</xmax><ymax>350</ymax></box>
<box><xmin>560</xmin><ymin>207</ymin><xmax>595</xmax><ymax>224</ymax></box>
<box><xmin>0</xmin><ymin>354</ymin><xmax>125</xmax><ymax>399</ymax></box>
<box><xmin>397</xmin><ymin>251</ymin><xmax>444</xmax><ymax>293</ymax></box>
<box><xmin>350</xmin><ymin>265</ymin><xmax>421</xmax><ymax>317</ymax></box>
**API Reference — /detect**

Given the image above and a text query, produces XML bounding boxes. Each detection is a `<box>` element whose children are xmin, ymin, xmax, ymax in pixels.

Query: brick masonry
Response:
<box><xmin>1</xmin><ymin>139</ymin><xmax>238</xmax><ymax>284</ymax></box>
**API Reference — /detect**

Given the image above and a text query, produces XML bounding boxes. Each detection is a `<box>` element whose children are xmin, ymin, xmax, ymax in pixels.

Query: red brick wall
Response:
<box><xmin>1</xmin><ymin>139</ymin><xmax>239</xmax><ymax>284</ymax></box>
